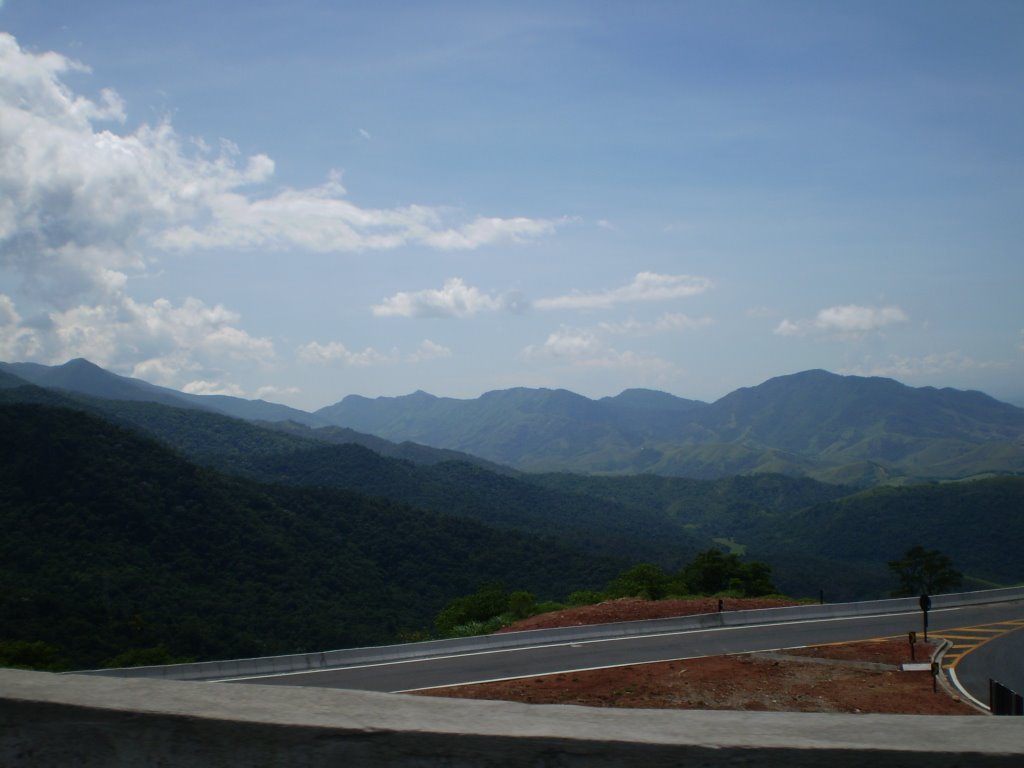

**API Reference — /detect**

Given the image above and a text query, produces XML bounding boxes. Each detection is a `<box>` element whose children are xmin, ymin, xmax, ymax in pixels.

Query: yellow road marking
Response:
<box><xmin>931</xmin><ymin>619</ymin><xmax>1024</xmax><ymax>671</ymax></box>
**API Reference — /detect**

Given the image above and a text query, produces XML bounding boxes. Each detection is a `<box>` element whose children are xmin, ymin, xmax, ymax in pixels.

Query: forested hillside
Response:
<box><xmin>3</xmin><ymin>363</ymin><xmax>1023</xmax><ymax>671</ymax></box>
<box><xmin>761</xmin><ymin>477</ymin><xmax>1024</xmax><ymax>590</ymax></box>
<box><xmin>529</xmin><ymin>471</ymin><xmax>1024</xmax><ymax>599</ymax></box>
<box><xmin>6</xmin><ymin>359</ymin><xmax>1023</xmax><ymax>484</ymax></box>
<box><xmin>0</xmin><ymin>389</ymin><xmax>705</xmax><ymax>567</ymax></box>
<box><xmin>0</xmin><ymin>403</ymin><xmax>620</xmax><ymax>669</ymax></box>
<box><xmin>314</xmin><ymin>370</ymin><xmax>1024</xmax><ymax>483</ymax></box>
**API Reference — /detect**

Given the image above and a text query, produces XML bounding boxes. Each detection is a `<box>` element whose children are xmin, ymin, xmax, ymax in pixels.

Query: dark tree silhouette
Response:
<box><xmin>888</xmin><ymin>546</ymin><xmax>962</xmax><ymax>597</ymax></box>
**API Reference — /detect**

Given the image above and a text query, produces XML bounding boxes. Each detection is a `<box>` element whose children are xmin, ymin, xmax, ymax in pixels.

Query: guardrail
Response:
<box><xmin>73</xmin><ymin>585</ymin><xmax>1024</xmax><ymax>682</ymax></box>
<box><xmin>991</xmin><ymin>679</ymin><xmax>1024</xmax><ymax>716</ymax></box>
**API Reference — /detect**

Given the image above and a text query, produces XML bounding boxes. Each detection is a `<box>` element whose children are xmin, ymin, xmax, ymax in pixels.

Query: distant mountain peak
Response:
<box><xmin>62</xmin><ymin>357</ymin><xmax>103</xmax><ymax>370</ymax></box>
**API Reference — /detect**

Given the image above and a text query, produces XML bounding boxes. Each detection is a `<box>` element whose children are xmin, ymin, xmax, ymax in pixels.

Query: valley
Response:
<box><xmin>2</xmin><ymin>359</ymin><xmax>1023</xmax><ymax>671</ymax></box>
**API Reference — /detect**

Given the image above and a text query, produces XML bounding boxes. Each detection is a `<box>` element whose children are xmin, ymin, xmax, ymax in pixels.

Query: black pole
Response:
<box><xmin>919</xmin><ymin>594</ymin><xmax>932</xmax><ymax>643</ymax></box>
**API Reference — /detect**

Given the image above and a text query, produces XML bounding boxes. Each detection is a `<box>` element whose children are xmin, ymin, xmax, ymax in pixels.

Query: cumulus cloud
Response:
<box><xmin>815</xmin><ymin>305</ymin><xmax>908</xmax><ymax>333</ymax></box>
<box><xmin>298</xmin><ymin>341</ymin><xmax>392</xmax><ymax>367</ymax></box>
<box><xmin>0</xmin><ymin>292</ymin><xmax>274</xmax><ymax>387</ymax></box>
<box><xmin>0</xmin><ymin>31</ymin><xmax>559</xmax><ymax>281</ymax></box>
<box><xmin>535</xmin><ymin>272</ymin><xmax>711</xmax><ymax>311</ymax></box>
<box><xmin>0</xmin><ymin>294</ymin><xmax>41</xmax><ymax>360</ymax></box>
<box><xmin>0</xmin><ymin>32</ymin><xmax>558</xmax><ymax>388</ymax></box>
<box><xmin>298</xmin><ymin>338</ymin><xmax>450</xmax><ymax>366</ymax></box>
<box><xmin>532</xmin><ymin>328</ymin><xmax>602</xmax><ymax>358</ymax></box>
<box><xmin>154</xmin><ymin>184</ymin><xmax>562</xmax><ymax>254</ymax></box>
<box><xmin>408</xmin><ymin>339</ymin><xmax>452</xmax><ymax>362</ymax></box>
<box><xmin>255</xmin><ymin>384</ymin><xmax>301</xmax><ymax>400</ymax></box>
<box><xmin>182</xmin><ymin>379</ymin><xmax>247</xmax><ymax>397</ymax></box>
<box><xmin>841</xmin><ymin>351</ymin><xmax>1002</xmax><ymax>379</ymax></box>
<box><xmin>522</xmin><ymin>326</ymin><xmax>670</xmax><ymax>371</ymax></box>
<box><xmin>372</xmin><ymin>278</ymin><xmax>506</xmax><ymax>318</ymax></box>
<box><xmin>775</xmin><ymin>304</ymin><xmax>909</xmax><ymax>338</ymax></box>
<box><xmin>600</xmin><ymin>312</ymin><xmax>712</xmax><ymax>335</ymax></box>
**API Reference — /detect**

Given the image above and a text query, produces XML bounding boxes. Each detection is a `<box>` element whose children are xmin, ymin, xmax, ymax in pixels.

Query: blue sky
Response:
<box><xmin>2</xmin><ymin>1</ymin><xmax>1022</xmax><ymax>409</ymax></box>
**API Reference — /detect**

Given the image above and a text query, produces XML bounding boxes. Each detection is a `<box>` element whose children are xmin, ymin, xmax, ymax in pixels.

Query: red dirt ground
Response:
<box><xmin>413</xmin><ymin>598</ymin><xmax>980</xmax><ymax>716</ymax></box>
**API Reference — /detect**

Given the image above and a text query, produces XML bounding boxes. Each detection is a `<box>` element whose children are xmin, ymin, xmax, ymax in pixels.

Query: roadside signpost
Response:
<box><xmin>919</xmin><ymin>594</ymin><xmax>932</xmax><ymax>642</ymax></box>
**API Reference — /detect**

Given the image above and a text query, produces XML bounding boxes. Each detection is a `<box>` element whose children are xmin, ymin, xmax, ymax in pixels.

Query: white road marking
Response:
<box><xmin>213</xmin><ymin>609</ymin><xmax>928</xmax><ymax>684</ymax></box>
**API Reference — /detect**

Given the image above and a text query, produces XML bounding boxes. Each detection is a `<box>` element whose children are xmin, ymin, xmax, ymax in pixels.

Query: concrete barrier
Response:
<box><xmin>3</xmin><ymin>668</ymin><xmax>1023</xmax><ymax>766</ymax></box>
<box><xmin>77</xmin><ymin>585</ymin><xmax>1024</xmax><ymax>682</ymax></box>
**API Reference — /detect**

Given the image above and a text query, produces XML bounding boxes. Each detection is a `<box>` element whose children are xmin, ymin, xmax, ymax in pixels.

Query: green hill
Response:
<box><xmin>0</xmin><ymin>391</ymin><xmax>704</xmax><ymax>568</ymax></box>
<box><xmin>7</xmin><ymin>359</ymin><xmax>1023</xmax><ymax>484</ymax></box>
<box><xmin>0</xmin><ymin>403</ymin><xmax>620</xmax><ymax>669</ymax></box>
<box><xmin>764</xmin><ymin>476</ymin><xmax>1024</xmax><ymax>589</ymax></box>
<box><xmin>315</xmin><ymin>369</ymin><xmax>1024</xmax><ymax>483</ymax></box>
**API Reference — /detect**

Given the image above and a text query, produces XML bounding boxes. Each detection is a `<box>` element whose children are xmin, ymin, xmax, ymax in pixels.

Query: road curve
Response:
<box><xmin>949</xmin><ymin>624</ymin><xmax>1024</xmax><ymax>707</ymax></box>
<box><xmin>229</xmin><ymin>600</ymin><xmax>1024</xmax><ymax>694</ymax></box>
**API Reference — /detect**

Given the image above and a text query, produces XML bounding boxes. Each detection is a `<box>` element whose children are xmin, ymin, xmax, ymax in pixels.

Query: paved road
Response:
<box><xmin>230</xmin><ymin>600</ymin><xmax>1024</xmax><ymax>694</ymax></box>
<box><xmin>947</xmin><ymin>621</ymin><xmax>1024</xmax><ymax>707</ymax></box>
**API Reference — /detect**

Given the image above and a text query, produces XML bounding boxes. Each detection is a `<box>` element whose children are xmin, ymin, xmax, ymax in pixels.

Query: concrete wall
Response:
<box><xmin>80</xmin><ymin>585</ymin><xmax>1024</xmax><ymax>683</ymax></box>
<box><xmin>3</xmin><ymin>668</ymin><xmax>1023</xmax><ymax>767</ymax></box>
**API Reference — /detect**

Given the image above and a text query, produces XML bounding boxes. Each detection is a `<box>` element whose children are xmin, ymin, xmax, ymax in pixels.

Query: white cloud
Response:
<box><xmin>0</xmin><ymin>32</ymin><xmax>562</xmax><ymax>389</ymax></box>
<box><xmin>773</xmin><ymin>319</ymin><xmax>804</xmax><ymax>337</ymax></box>
<box><xmin>154</xmin><ymin>185</ymin><xmax>562</xmax><ymax>254</ymax></box>
<box><xmin>0</xmin><ymin>33</ymin><xmax>558</xmax><ymax>277</ymax></box>
<box><xmin>298</xmin><ymin>337</ymin><xmax>449</xmax><ymax>366</ymax></box>
<box><xmin>408</xmin><ymin>339</ymin><xmax>452</xmax><ymax>362</ymax></box>
<box><xmin>255</xmin><ymin>384</ymin><xmax>301</xmax><ymax>400</ymax></box>
<box><xmin>573</xmin><ymin>349</ymin><xmax>672</xmax><ymax>371</ymax></box>
<box><xmin>0</xmin><ymin>295</ymin><xmax>18</xmax><ymax>327</ymax></box>
<box><xmin>522</xmin><ymin>326</ymin><xmax>670</xmax><ymax>371</ymax></box>
<box><xmin>372</xmin><ymin>278</ymin><xmax>505</xmax><ymax>318</ymax></box>
<box><xmin>535</xmin><ymin>272</ymin><xmax>711</xmax><ymax>311</ymax></box>
<box><xmin>298</xmin><ymin>340</ymin><xmax>392</xmax><ymax>367</ymax></box>
<box><xmin>815</xmin><ymin>305</ymin><xmax>908</xmax><ymax>333</ymax></box>
<box><xmin>0</xmin><ymin>293</ymin><xmax>42</xmax><ymax>360</ymax></box>
<box><xmin>842</xmin><ymin>351</ymin><xmax>1003</xmax><ymax>379</ymax></box>
<box><xmin>182</xmin><ymin>379</ymin><xmax>246</xmax><ymax>397</ymax></box>
<box><xmin>600</xmin><ymin>312</ymin><xmax>711</xmax><ymax>335</ymax></box>
<box><xmin>53</xmin><ymin>295</ymin><xmax>272</xmax><ymax>375</ymax></box>
<box><xmin>532</xmin><ymin>328</ymin><xmax>602</xmax><ymax>358</ymax></box>
<box><xmin>0</xmin><ymin>291</ymin><xmax>274</xmax><ymax>382</ymax></box>
<box><xmin>775</xmin><ymin>304</ymin><xmax>908</xmax><ymax>338</ymax></box>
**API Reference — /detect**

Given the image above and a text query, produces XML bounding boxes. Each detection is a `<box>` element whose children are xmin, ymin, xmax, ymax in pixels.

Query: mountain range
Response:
<box><xmin>4</xmin><ymin>358</ymin><xmax>1023</xmax><ymax>485</ymax></box>
<box><xmin>3</xmin><ymin>357</ymin><xmax>1024</xmax><ymax>668</ymax></box>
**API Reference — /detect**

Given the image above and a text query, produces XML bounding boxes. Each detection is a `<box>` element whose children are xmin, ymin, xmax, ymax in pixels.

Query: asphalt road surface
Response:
<box><xmin>229</xmin><ymin>600</ymin><xmax>1024</xmax><ymax>697</ymax></box>
<box><xmin>953</xmin><ymin>624</ymin><xmax>1024</xmax><ymax>707</ymax></box>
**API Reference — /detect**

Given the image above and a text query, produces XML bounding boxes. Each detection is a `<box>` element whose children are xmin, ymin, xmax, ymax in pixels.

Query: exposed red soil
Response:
<box><xmin>415</xmin><ymin>599</ymin><xmax>979</xmax><ymax>716</ymax></box>
<box><xmin>496</xmin><ymin>596</ymin><xmax>801</xmax><ymax>632</ymax></box>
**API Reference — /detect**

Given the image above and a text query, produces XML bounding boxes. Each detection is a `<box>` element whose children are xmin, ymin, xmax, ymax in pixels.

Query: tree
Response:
<box><xmin>680</xmin><ymin>549</ymin><xmax>776</xmax><ymax>597</ymax></box>
<box><xmin>731</xmin><ymin>561</ymin><xmax>776</xmax><ymax>597</ymax></box>
<box><xmin>434</xmin><ymin>582</ymin><xmax>509</xmax><ymax>635</ymax></box>
<box><xmin>681</xmin><ymin>549</ymin><xmax>737</xmax><ymax>595</ymax></box>
<box><xmin>605</xmin><ymin>563</ymin><xmax>673</xmax><ymax>600</ymax></box>
<box><xmin>888</xmin><ymin>546</ymin><xmax>962</xmax><ymax>597</ymax></box>
<box><xmin>507</xmin><ymin>590</ymin><xmax>536</xmax><ymax>620</ymax></box>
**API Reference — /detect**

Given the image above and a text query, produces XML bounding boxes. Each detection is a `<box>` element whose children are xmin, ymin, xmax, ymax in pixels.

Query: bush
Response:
<box><xmin>102</xmin><ymin>645</ymin><xmax>195</xmax><ymax>669</ymax></box>
<box><xmin>508</xmin><ymin>590</ymin><xmax>536</xmax><ymax>620</ymax></box>
<box><xmin>434</xmin><ymin>582</ymin><xmax>510</xmax><ymax>636</ymax></box>
<box><xmin>0</xmin><ymin>640</ymin><xmax>65</xmax><ymax>671</ymax></box>
<box><xmin>568</xmin><ymin>590</ymin><xmax>604</xmax><ymax>606</ymax></box>
<box><xmin>606</xmin><ymin>563</ymin><xmax>673</xmax><ymax>600</ymax></box>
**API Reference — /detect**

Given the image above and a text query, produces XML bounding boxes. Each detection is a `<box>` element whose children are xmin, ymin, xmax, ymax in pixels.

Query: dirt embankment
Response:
<box><xmin>414</xmin><ymin>598</ymin><xmax>979</xmax><ymax>716</ymax></box>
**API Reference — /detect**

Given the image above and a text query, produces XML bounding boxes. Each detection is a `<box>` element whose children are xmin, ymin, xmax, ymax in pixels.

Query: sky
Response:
<box><xmin>1</xmin><ymin>1</ymin><xmax>1022</xmax><ymax>410</ymax></box>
